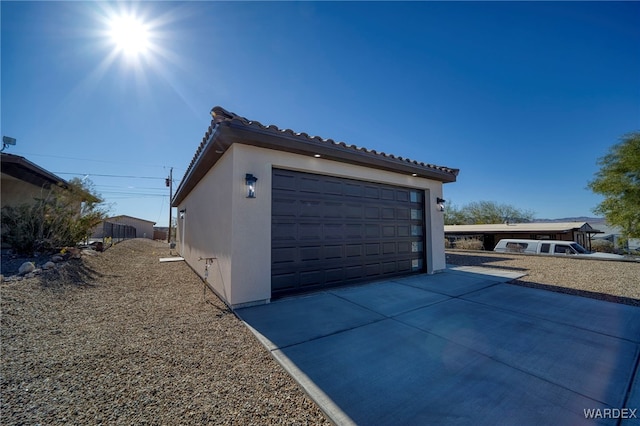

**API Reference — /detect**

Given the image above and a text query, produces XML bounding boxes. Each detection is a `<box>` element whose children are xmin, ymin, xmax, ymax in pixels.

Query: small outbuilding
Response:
<box><xmin>172</xmin><ymin>106</ymin><xmax>459</xmax><ymax>308</ymax></box>
<box><xmin>445</xmin><ymin>222</ymin><xmax>603</xmax><ymax>251</ymax></box>
<box><xmin>93</xmin><ymin>215</ymin><xmax>156</xmax><ymax>240</ymax></box>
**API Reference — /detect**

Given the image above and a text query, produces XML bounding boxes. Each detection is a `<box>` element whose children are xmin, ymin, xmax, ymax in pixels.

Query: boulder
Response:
<box><xmin>43</xmin><ymin>261</ymin><xmax>56</xmax><ymax>270</ymax></box>
<box><xmin>51</xmin><ymin>255</ymin><xmax>64</xmax><ymax>263</ymax></box>
<box><xmin>18</xmin><ymin>262</ymin><xmax>35</xmax><ymax>275</ymax></box>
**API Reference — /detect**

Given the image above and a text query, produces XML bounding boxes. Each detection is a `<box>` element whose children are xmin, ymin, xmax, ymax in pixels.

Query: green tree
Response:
<box><xmin>444</xmin><ymin>200</ymin><xmax>534</xmax><ymax>225</ymax></box>
<box><xmin>588</xmin><ymin>132</ymin><xmax>640</xmax><ymax>241</ymax></box>
<box><xmin>1</xmin><ymin>178</ymin><xmax>109</xmax><ymax>255</ymax></box>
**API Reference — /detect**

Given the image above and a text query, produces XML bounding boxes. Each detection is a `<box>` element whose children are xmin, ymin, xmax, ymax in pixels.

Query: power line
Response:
<box><xmin>100</xmin><ymin>191</ymin><xmax>167</xmax><ymax>196</ymax></box>
<box><xmin>53</xmin><ymin>172</ymin><xmax>166</xmax><ymax>180</ymax></box>
<box><xmin>95</xmin><ymin>184</ymin><xmax>167</xmax><ymax>190</ymax></box>
<box><xmin>12</xmin><ymin>151</ymin><xmax>178</xmax><ymax>170</ymax></box>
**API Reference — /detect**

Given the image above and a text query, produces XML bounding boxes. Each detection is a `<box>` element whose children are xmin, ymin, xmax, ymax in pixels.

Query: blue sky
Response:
<box><xmin>2</xmin><ymin>1</ymin><xmax>639</xmax><ymax>227</ymax></box>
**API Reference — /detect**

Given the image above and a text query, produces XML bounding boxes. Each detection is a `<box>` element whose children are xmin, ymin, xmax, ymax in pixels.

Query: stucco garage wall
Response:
<box><xmin>176</xmin><ymin>149</ymin><xmax>234</xmax><ymax>305</ymax></box>
<box><xmin>227</xmin><ymin>143</ymin><xmax>446</xmax><ymax>307</ymax></box>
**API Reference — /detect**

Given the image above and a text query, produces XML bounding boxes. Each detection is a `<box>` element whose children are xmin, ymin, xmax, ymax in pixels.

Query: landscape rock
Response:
<box><xmin>18</xmin><ymin>262</ymin><xmax>35</xmax><ymax>275</ymax></box>
<box><xmin>51</xmin><ymin>255</ymin><xmax>64</xmax><ymax>263</ymax></box>
<box><xmin>43</xmin><ymin>261</ymin><xmax>56</xmax><ymax>270</ymax></box>
<box><xmin>68</xmin><ymin>248</ymin><xmax>81</xmax><ymax>259</ymax></box>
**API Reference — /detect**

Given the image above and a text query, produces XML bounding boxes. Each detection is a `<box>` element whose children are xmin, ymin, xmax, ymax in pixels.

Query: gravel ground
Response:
<box><xmin>3</xmin><ymin>241</ymin><xmax>639</xmax><ymax>425</ymax></box>
<box><xmin>446</xmin><ymin>250</ymin><xmax>640</xmax><ymax>306</ymax></box>
<box><xmin>1</xmin><ymin>238</ymin><xmax>330</xmax><ymax>425</ymax></box>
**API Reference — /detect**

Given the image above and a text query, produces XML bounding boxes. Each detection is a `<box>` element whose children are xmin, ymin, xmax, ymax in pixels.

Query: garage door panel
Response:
<box><xmin>366</xmin><ymin>263</ymin><xmax>381</xmax><ymax>276</ymax></box>
<box><xmin>272</xmin><ymin>223</ymin><xmax>297</xmax><ymax>241</ymax></box>
<box><xmin>365</xmin><ymin>243</ymin><xmax>380</xmax><ymax>256</ymax></box>
<box><xmin>396</xmin><ymin>208</ymin><xmax>410</xmax><ymax>220</ymax></box>
<box><xmin>272</xmin><ymin>172</ymin><xmax>296</xmax><ymax>191</ymax></box>
<box><xmin>346</xmin><ymin>244</ymin><xmax>362</xmax><ymax>257</ymax></box>
<box><xmin>325</xmin><ymin>268</ymin><xmax>344</xmax><ymax>283</ymax></box>
<box><xmin>324</xmin><ymin>180</ymin><xmax>343</xmax><ymax>195</ymax></box>
<box><xmin>364</xmin><ymin>206</ymin><xmax>379</xmax><ymax>219</ymax></box>
<box><xmin>382</xmin><ymin>242</ymin><xmax>396</xmax><ymax>254</ymax></box>
<box><xmin>381</xmin><ymin>208</ymin><xmax>395</xmax><ymax>219</ymax></box>
<box><xmin>299</xmin><ymin>223</ymin><xmax>322</xmax><ymax>239</ymax></box>
<box><xmin>345</xmin><ymin>204</ymin><xmax>363</xmax><ymax>218</ymax></box>
<box><xmin>300</xmin><ymin>270</ymin><xmax>323</xmax><ymax>286</ymax></box>
<box><xmin>345</xmin><ymin>224</ymin><xmax>363</xmax><ymax>238</ymax></box>
<box><xmin>273</xmin><ymin>198</ymin><xmax>297</xmax><ymax>216</ymax></box>
<box><xmin>365</xmin><ymin>224</ymin><xmax>380</xmax><ymax>238</ymax></box>
<box><xmin>344</xmin><ymin>183</ymin><xmax>363</xmax><ymax>197</ymax></box>
<box><xmin>272</xmin><ymin>273</ymin><xmax>297</xmax><ymax>291</ymax></box>
<box><xmin>300</xmin><ymin>177</ymin><xmax>322</xmax><ymax>193</ymax></box>
<box><xmin>397</xmin><ymin>191</ymin><xmax>410</xmax><ymax>202</ymax></box>
<box><xmin>398</xmin><ymin>242</ymin><xmax>411</xmax><ymax>253</ymax></box>
<box><xmin>273</xmin><ymin>247</ymin><xmax>296</xmax><ymax>264</ymax></box>
<box><xmin>300</xmin><ymin>246</ymin><xmax>321</xmax><ymax>261</ymax></box>
<box><xmin>346</xmin><ymin>265</ymin><xmax>364</xmax><ymax>279</ymax></box>
<box><xmin>300</xmin><ymin>201</ymin><xmax>322</xmax><ymax>217</ymax></box>
<box><xmin>272</xmin><ymin>169</ymin><xmax>426</xmax><ymax>296</ymax></box>
<box><xmin>381</xmin><ymin>188</ymin><xmax>395</xmax><ymax>200</ymax></box>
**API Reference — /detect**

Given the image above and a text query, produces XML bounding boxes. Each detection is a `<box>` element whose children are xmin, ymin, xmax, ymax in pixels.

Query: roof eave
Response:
<box><xmin>173</xmin><ymin>112</ymin><xmax>459</xmax><ymax>206</ymax></box>
<box><xmin>222</xmin><ymin>122</ymin><xmax>458</xmax><ymax>183</ymax></box>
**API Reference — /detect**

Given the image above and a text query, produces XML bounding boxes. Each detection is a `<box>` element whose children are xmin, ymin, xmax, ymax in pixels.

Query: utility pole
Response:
<box><xmin>166</xmin><ymin>167</ymin><xmax>173</xmax><ymax>243</ymax></box>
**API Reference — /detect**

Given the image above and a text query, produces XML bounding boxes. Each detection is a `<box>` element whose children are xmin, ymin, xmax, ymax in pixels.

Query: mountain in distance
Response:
<box><xmin>533</xmin><ymin>216</ymin><xmax>605</xmax><ymax>224</ymax></box>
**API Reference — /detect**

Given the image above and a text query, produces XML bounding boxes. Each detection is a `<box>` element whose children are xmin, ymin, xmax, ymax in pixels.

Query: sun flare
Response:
<box><xmin>109</xmin><ymin>14</ymin><xmax>150</xmax><ymax>57</ymax></box>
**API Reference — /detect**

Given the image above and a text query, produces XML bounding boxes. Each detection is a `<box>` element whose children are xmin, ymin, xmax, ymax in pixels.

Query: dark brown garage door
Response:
<box><xmin>272</xmin><ymin>168</ymin><xmax>426</xmax><ymax>297</ymax></box>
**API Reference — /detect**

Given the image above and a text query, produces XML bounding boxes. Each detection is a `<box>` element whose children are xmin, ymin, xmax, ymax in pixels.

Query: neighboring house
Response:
<box><xmin>591</xmin><ymin>223</ymin><xmax>640</xmax><ymax>252</ymax></box>
<box><xmin>1</xmin><ymin>152</ymin><xmax>72</xmax><ymax>208</ymax></box>
<box><xmin>1</xmin><ymin>152</ymin><xmax>98</xmax><ymax>248</ymax></box>
<box><xmin>172</xmin><ymin>106</ymin><xmax>459</xmax><ymax>308</ymax></box>
<box><xmin>93</xmin><ymin>215</ymin><xmax>156</xmax><ymax>240</ymax></box>
<box><xmin>444</xmin><ymin>222</ymin><xmax>603</xmax><ymax>251</ymax></box>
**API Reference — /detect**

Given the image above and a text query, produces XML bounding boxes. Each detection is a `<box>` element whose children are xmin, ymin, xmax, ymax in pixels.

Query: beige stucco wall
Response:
<box><xmin>177</xmin><ymin>143</ymin><xmax>447</xmax><ymax>308</ymax></box>
<box><xmin>176</xmin><ymin>150</ymin><xmax>235</xmax><ymax>305</ymax></box>
<box><xmin>1</xmin><ymin>173</ymin><xmax>51</xmax><ymax>207</ymax></box>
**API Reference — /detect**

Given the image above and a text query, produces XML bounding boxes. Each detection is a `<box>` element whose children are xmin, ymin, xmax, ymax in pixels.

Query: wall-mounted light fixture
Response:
<box><xmin>245</xmin><ymin>174</ymin><xmax>258</xmax><ymax>198</ymax></box>
<box><xmin>436</xmin><ymin>197</ymin><xmax>446</xmax><ymax>212</ymax></box>
<box><xmin>179</xmin><ymin>209</ymin><xmax>186</xmax><ymax>219</ymax></box>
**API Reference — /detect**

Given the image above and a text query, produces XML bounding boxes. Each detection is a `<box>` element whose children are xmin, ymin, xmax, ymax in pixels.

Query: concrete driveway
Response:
<box><xmin>236</xmin><ymin>266</ymin><xmax>640</xmax><ymax>425</ymax></box>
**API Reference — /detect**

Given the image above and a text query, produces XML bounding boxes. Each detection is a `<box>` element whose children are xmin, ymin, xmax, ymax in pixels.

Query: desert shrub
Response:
<box><xmin>445</xmin><ymin>239</ymin><xmax>453</xmax><ymax>249</ymax></box>
<box><xmin>453</xmin><ymin>238</ymin><xmax>484</xmax><ymax>250</ymax></box>
<box><xmin>1</xmin><ymin>179</ymin><xmax>107</xmax><ymax>255</ymax></box>
<box><xmin>590</xmin><ymin>239</ymin><xmax>615</xmax><ymax>253</ymax></box>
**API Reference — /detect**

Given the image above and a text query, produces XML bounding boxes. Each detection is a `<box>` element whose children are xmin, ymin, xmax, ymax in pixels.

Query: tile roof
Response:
<box><xmin>209</xmin><ymin>106</ymin><xmax>459</xmax><ymax>176</ymax></box>
<box><xmin>174</xmin><ymin>106</ymin><xmax>459</xmax><ymax>205</ymax></box>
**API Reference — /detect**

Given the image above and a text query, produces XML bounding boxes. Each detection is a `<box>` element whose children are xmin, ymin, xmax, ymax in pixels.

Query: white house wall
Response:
<box><xmin>182</xmin><ymin>143</ymin><xmax>446</xmax><ymax>308</ymax></box>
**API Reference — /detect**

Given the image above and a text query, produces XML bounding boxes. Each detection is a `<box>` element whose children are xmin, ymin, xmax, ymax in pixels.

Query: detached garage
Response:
<box><xmin>172</xmin><ymin>106</ymin><xmax>458</xmax><ymax>308</ymax></box>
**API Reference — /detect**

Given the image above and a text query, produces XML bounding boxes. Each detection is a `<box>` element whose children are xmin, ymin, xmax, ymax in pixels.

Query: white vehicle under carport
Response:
<box><xmin>493</xmin><ymin>239</ymin><xmax>625</xmax><ymax>260</ymax></box>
